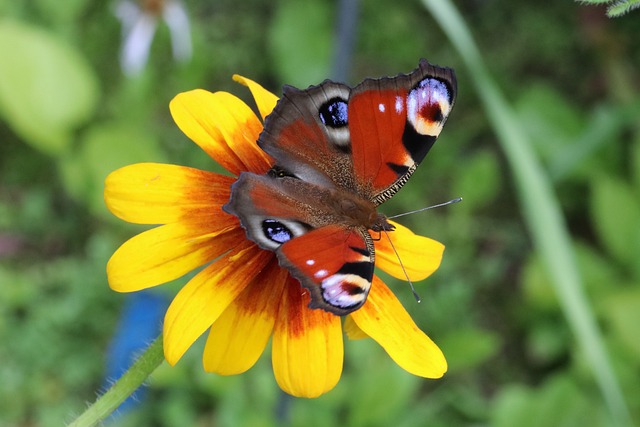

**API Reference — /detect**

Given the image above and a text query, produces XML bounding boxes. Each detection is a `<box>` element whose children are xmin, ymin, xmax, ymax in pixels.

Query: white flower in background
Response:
<box><xmin>116</xmin><ymin>0</ymin><xmax>192</xmax><ymax>76</ymax></box>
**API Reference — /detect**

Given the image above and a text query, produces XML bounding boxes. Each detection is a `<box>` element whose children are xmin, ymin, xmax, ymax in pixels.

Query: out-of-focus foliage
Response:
<box><xmin>0</xmin><ymin>20</ymin><xmax>98</xmax><ymax>154</ymax></box>
<box><xmin>0</xmin><ymin>0</ymin><xmax>638</xmax><ymax>426</ymax></box>
<box><xmin>577</xmin><ymin>0</ymin><xmax>640</xmax><ymax>18</ymax></box>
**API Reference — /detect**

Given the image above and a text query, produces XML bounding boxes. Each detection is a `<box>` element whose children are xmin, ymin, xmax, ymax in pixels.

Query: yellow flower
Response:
<box><xmin>104</xmin><ymin>75</ymin><xmax>447</xmax><ymax>398</ymax></box>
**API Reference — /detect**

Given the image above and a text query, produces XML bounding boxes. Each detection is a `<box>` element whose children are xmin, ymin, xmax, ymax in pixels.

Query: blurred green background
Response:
<box><xmin>1</xmin><ymin>0</ymin><xmax>639</xmax><ymax>426</ymax></box>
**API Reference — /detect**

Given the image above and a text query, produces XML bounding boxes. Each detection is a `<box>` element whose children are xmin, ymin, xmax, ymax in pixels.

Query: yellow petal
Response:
<box><xmin>164</xmin><ymin>241</ymin><xmax>273</xmax><ymax>365</ymax></box>
<box><xmin>170</xmin><ymin>89</ymin><xmax>271</xmax><ymax>175</ymax></box>
<box><xmin>203</xmin><ymin>259</ymin><xmax>288</xmax><ymax>375</ymax></box>
<box><xmin>107</xmin><ymin>223</ymin><xmax>244</xmax><ymax>292</ymax></box>
<box><xmin>233</xmin><ymin>75</ymin><xmax>278</xmax><ymax>121</ymax></box>
<box><xmin>272</xmin><ymin>279</ymin><xmax>343</xmax><ymax>398</ymax></box>
<box><xmin>350</xmin><ymin>276</ymin><xmax>447</xmax><ymax>378</ymax></box>
<box><xmin>105</xmin><ymin>163</ymin><xmax>235</xmax><ymax>225</ymax></box>
<box><xmin>170</xmin><ymin>90</ymin><xmax>244</xmax><ymax>175</ymax></box>
<box><xmin>343</xmin><ymin>315</ymin><xmax>369</xmax><ymax>340</ymax></box>
<box><xmin>373</xmin><ymin>220</ymin><xmax>444</xmax><ymax>281</ymax></box>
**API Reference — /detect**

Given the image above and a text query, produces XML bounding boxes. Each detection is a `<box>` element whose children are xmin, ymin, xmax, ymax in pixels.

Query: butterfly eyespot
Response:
<box><xmin>319</xmin><ymin>98</ymin><xmax>348</xmax><ymax>128</ymax></box>
<box><xmin>247</xmin><ymin>215</ymin><xmax>309</xmax><ymax>250</ymax></box>
<box><xmin>261</xmin><ymin>219</ymin><xmax>293</xmax><ymax>244</ymax></box>
<box><xmin>407</xmin><ymin>77</ymin><xmax>451</xmax><ymax>136</ymax></box>
<box><xmin>320</xmin><ymin>274</ymin><xmax>368</xmax><ymax>309</ymax></box>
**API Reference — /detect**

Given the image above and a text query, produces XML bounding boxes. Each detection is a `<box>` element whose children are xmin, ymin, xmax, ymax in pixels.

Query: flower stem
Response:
<box><xmin>68</xmin><ymin>335</ymin><xmax>165</xmax><ymax>427</ymax></box>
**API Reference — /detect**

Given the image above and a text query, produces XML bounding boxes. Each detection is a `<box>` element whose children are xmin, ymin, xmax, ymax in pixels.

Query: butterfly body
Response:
<box><xmin>223</xmin><ymin>60</ymin><xmax>456</xmax><ymax>315</ymax></box>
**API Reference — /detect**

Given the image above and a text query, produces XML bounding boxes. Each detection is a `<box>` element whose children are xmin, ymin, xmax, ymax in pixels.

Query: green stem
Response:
<box><xmin>68</xmin><ymin>335</ymin><xmax>165</xmax><ymax>427</ymax></box>
<box><xmin>421</xmin><ymin>1</ymin><xmax>633</xmax><ymax>426</ymax></box>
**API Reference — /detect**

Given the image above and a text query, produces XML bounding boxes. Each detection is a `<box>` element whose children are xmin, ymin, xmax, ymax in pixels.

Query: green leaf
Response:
<box><xmin>574</xmin><ymin>243</ymin><xmax>623</xmax><ymax>303</ymax></box>
<box><xmin>549</xmin><ymin>106</ymin><xmax>623</xmax><ymax>182</ymax></box>
<box><xmin>607</xmin><ymin>0</ymin><xmax>640</xmax><ymax>17</ymax></box>
<box><xmin>521</xmin><ymin>253</ymin><xmax>558</xmax><ymax>311</ymax></box>
<box><xmin>0</xmin><ymin>20</ymin><xmax>98</xmax><ymax>155</ymax></box>
<box><xmin>535</xmin><ymin>376</ymin><xmax>606</xmax><ymax>427</ymax></box>
<box><xmin>34</xmin><ymin>0</ymin><xmax>89</xmax><ymax>31</ymax></box>
<box><xmin>526</xmin><ymin>319</ymin><xmax>570</xmax><ymax>364</ymax></box>
<box><xmin>438</xmin><ymin>327</ymin><xmax>501</xmax><ymax>372</ymax></box>
<box><xmin>523</xmin><ymin>242</ymin><xmax>621</xmax><ymax>312</ymax></box>
<box><xmin>590</xmin><ymin>175</ymin><xmax>640</xmax><ymax>272</ymax></box>
<box><xmin>576</xmin><ymin>0</ymin><xmax>613</xmax><ymax>4</ymax></box>
<box><xmin>515</xmin><ymin>83</ymin><xmax>583</xmax><ymax>163</ymax></box>
<box><xmin>451</xmin><ymin>150</ymin><xmax>500</xmax><ymax>211</ymax></box>
<box><xmin>267</xmin><ymin>0</ymin><xmax>333</xmax><ymax>88</ymax></box>
<box><xmin>602</xmin><ymin>288</ymin><xmax>640</xmax><ymax>359</ymax></box>
<box><xmin>632</xmin><ymin>140</ymin><xmax>640</xmax><ymax>195</ymax></box>
<box><xmin>492</xmin><ymin>385</ymin><xmax>535</xmax><ymax>427</ymax></box>
<box><xmin>492</xmin><ymin>377</ymin><xmax>607</xmax><ymax>427</ymax></box>
<box><xmin>338</xmin><ymin>339</ymin><xmax>420</xmax><ymax>427</ymax></box>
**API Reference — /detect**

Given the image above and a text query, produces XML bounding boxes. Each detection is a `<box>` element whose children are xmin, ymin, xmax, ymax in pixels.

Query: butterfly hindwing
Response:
<box><xmin>223</xmin><ymin>173</ymin><xmax>319</xmax><ymax>251</ymax></box>
<box><xmin>278</xmin><ymin>225</ymin><xmax>374</xmax><ymax>315</ymax></box>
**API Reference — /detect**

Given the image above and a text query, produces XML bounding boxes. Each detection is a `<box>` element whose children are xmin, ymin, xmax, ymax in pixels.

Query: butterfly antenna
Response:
<box><xmin>388</xmin><ymin>197</ymin><xmax>462</xmax><ymax>220</ymax></box>
<box><xmin>382</xmin><ymin>229</ymin><xmax>421</xmax><ymax>303</ymax></box>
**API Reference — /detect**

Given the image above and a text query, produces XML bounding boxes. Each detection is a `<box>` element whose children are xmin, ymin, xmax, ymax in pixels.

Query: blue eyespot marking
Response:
<box><xmin>319</xmin><ymin>98</ymin><xmax>348</xmax><ymax>128</ymax></box>
<box><xmin>262</xmin><ymin>219</ymin><xmax>293</xmax><ymax>244</ymax></box>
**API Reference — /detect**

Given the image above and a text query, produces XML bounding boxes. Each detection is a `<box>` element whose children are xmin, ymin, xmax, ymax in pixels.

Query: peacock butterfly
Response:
<box><xmin>223</xmin><ymin>59</ymin><xmax>457</xmax><ymax>315</ymax></box>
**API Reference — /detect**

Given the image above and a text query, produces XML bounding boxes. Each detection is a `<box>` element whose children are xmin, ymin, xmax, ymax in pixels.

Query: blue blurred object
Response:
<box><xmin>104</xmin><ymin>290</ymin><xmax>169</xmax><ymax>417</ymax></box>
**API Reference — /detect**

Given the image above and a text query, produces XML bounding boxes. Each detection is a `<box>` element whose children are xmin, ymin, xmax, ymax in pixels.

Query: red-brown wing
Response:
<box><xmin>257</xmin><ymin>82</ymin><xmax>357</xmax><ymax>190</ymax></box>
<box><xmin>278</xmin><ymin>225</ymin><xmax>374</xmax><ymax>316</ymax></box>
<box><xmin>258</xmin><ymin>60</ymin><xmax>456</xmax><ymax>203</ymax></box>
<box><xmin>223</xmin><ymin>173</ymin><xmax>334</xmax><ymax>251</ymax></box>
<box><xmin>223</xmin><ymin>172</ymin><xmax>374</xmax><ymax>316</ymax></box>
<box><xmin>348</xmin><ymin>60</ymin><xmax>457</xmax><ymax>204</ymax></box>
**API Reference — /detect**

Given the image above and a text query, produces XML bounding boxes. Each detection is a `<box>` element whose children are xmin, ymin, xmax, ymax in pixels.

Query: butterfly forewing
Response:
<box><xmin>349</xmin><ymin>60</ymin><xmax>457</xmax><ymax>204</ymax></box>
<box><xmin>258</xmin><ymin>82</ymin><xmax>357</xmax><ymax>190</ymax></box>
